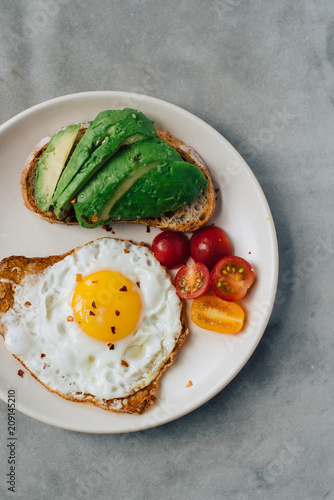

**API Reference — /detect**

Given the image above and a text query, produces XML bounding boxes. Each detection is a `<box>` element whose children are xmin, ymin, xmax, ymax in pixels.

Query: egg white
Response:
<box><xmin>1</xmin><ymin>238</ymin><xmax>183</xmax><ymax>401</ymax></box>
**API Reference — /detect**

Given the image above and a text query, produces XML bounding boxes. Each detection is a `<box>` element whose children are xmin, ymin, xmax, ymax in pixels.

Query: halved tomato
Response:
<box><xmin>174</xmin><ymin>263</ymin><xmax>210</xmax><ymax>300</ymax></box>
<box><xmin>211</xmin><ymin>256</ymin><xmax>254</xmax><ymax>302</ymax></box>
<box><xmin>190</xmin><ymin>295</ymin><xmax>244</xmax><ymax>334</ymax></box>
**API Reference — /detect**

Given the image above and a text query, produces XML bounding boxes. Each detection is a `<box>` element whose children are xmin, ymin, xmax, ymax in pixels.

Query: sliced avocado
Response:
<box><xmin>73</xmin><ymin>138</ymin><xmax>181</xmax><ymax>228</ymax></box>
<box><xmin>35</xmin><ymin>124</ymin><xmax>80</xmax><ymax>211</ymax></box>
<box><xmin>52</xmin><ymin>110</ymin><xmax>133</xmax><ymax>201</ymax></box>
<box><xmin>108</xmin><ymin>162</ymin><xmax>208</xmax><ymax>221</ymax></box>
<box><xmin>52</xmin><ymin>109</ymin><xmax>156</xmax><ymax>219</ymax></box>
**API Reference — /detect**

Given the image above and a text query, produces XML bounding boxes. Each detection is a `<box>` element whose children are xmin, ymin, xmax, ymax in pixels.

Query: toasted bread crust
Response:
<box><xmin>0</xmin><ymin>240</ymin><xmax>189</xmax><ymax>414</ymax></box>
<box><xmin>21</xmin><ymin>126</ymin><xmax>216</xmax><ymax>231</ymax></box>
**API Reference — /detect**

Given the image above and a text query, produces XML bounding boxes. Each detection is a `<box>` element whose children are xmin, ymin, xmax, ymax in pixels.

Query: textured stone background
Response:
<box><xmin>0</xmin><ymin>1</ymin><xmax>333</xmax><ymax>499</ymax></box>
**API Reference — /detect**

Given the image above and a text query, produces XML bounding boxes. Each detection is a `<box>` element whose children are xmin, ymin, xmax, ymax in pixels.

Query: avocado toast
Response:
<box><xmin>21</xmin><ymin>109</ymin><xmax>216</xmax><ymax>232</ymax></box>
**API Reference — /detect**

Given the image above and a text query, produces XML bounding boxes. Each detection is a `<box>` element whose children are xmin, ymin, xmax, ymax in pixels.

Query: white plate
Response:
<box><xmin>0</xmin><ymin>91</ymin><xmax>278</xmax><ymax>433</ymax></box>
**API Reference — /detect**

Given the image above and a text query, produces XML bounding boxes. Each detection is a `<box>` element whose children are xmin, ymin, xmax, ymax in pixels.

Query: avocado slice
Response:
<box><xmin>73</xmin><ymin>138</ymin><xmax>181</xmax><ymax>228</ymax></box>
<box><xmin>108</xmin><ymin>162</ymin><xmax>208</xmax><ymax>221</ymax></box>
<box><xmin>35</xmin><ymin>124</ymin><xmax>80</xmax><ymax>211</ymax></box>
<box><xmin>52</xmin><ymin>109</ymin><xmax>156</xmax><ymax>219</ymax></box>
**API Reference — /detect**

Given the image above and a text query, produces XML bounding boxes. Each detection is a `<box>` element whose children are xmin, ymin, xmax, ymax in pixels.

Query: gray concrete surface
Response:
<box><xmin>0</xmin><ymin>1</ymin><xmax>333</xmax><ymax>499</ymax></box>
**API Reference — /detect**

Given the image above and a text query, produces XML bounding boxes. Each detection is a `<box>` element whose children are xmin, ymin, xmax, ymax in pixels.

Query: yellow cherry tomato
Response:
<box><xmin>190</xmin><ymin>295</ymin><xmax>244</xmax><ymax>334</ymax></box>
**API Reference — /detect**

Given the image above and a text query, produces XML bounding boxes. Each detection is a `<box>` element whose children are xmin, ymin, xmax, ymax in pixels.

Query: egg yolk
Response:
<box><xmin>72</xmin><ymin>270</ymin><xmax>141</xmax><ymax>342</ymax></box>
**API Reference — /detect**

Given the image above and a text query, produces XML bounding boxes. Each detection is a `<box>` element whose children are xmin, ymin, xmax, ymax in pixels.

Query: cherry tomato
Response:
<box><xmin>211</xmin><ymin>256</ymin><xmax>254</xmax><ymax>302</ymax></box>
<box><xmin>151</xmin><ymin>230</ymin><xmax>190</xmax><ymax>269</ymax></box>
<box><xmin>174</xmin><ymin>263</ymin><xmax>210</xmax><ymax>299</ymax></box>
<box><xmin>190</xmin><ymin>226</ymin><xmax>232</xmax><ymax>268</ymax></box>
<box><xmin>190</xmin><ymin>295</ymin><xmax>244</xmax><ymax>334</ymax></box>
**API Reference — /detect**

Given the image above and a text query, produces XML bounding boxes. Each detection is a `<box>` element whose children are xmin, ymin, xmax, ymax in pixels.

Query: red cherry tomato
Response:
<box><xmin>211</xmin><ymin>256</ymin><xmax>254</xmax><ymax>302</ymax></box>
<box><xmin>151</xmin><ymin>231</ymin><xmax>190</xmax><ymax>269</ymax></box>
<box><xmin>190</xmin><ymin>226</ymin><xmax>232</xmax><ymax>268</ymax></box>
<box><xmin>174</xmin><ymin>263</ymin><xmax>210</xmax><ymax>299</ymax></box>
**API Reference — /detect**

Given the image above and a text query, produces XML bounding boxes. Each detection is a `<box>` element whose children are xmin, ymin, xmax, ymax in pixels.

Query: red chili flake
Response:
<box><xmin>115</xmin><ymin>310</ymin><xmax>120</xmax><ymax>316</ymax></box>
<box><xmin>107</xmin><ymin>343</ymin><xmax>115</xmax><ymax>350</ymax></box>
<box><xmin>17</xmin><ymin>370</ymin><xmax>24</xmax><ymax>378</ymax></box>
<box><xmin>136</xmin><ymin>281</ymin><xmax>140</xmax><ymax>288</ymax></box>
<box><xmin>24</xmin><ymin>301</ymin><xmax>32</xmax><ymax>306</ymax></box>
<box><xmin>80</xmin><ymin>215</ymin><xmax>95</xmax><ymax>225</ymax></box>
<box><xmin>92</xmin><ymin>280</ymin><xmax>98</xmax><ymax>284</ymax></box>
<box><xmin>91</xmin><ymin>301</ymin><xmax>97</xmax><ymax>309</ymax></box>
<box><xmin>119</xmin><ymin>285</ymin><xmax>127</xmax><ymax>292</ymax></box>
<box><xmin>104</xmin><ymin>225</ymin><xmax>114</xmax><ymax>232</ymax></box>
<box><xmin>111</xmin><ymin>326</ymin><xmax>116</xmax><ymax>334</ymax></box>
<box><xmin>43</xmin><ymin>363</ymin><xmax>47</xmax><ymax>370</ymax></box>
<box><xmin>124</xmin><ymin>249</ymin><xmax>130</xmax><ymax>254</ymax></box>
<box><xmin>89</xmin><ymin>311</ymin><xmax>95</xmax><ymax>316</ymax></box>
<box><xmin>146</xmin><ymin>226</ymin><xmax>150</xmax><ymax>233</ymax></box>
<box><xmin>71</xmin><ymin>198</ymin><xmax>77</xmax><ymax>204</ymax></box>
<box><xmin>76</xmin><ymin>273</ymin><xmax>83</xmax><ymax>283</ymax></box>
<box><xmin>41</xmin><ymin>353</ymin><xmax>46</xmax><ymax>358</ymax></box>
<box><xmin>121</xmin><ymin>360</ymin><xmax>129</xmax><ymax>367</ymax></box>
<box><xmin>67</xmin><ymin>316</ymin><xmax>74</xmax><ymax>322</ymax></box>
<box><xmin>91</xmin><ymin>215</ymin><xmax>98</xmax><ymax>222</ymax></box>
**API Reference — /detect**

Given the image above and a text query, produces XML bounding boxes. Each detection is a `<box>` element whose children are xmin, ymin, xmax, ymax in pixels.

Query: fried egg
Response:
<box><xmin>1</xmin><ymin>238</ymin><xmax>184</xmax><ymax>405</ymax></box>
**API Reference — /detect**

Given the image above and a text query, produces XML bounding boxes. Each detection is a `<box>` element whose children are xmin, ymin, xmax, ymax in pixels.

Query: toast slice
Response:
<box><xmin>0</xmin><ymin>239</ymin><xmax>189</xmax><ymax>414</ymax></box>
<box><xmin>21</xmin><ymin>126</ymin><xmax>216</xmax><ymax>231</ymax></box>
